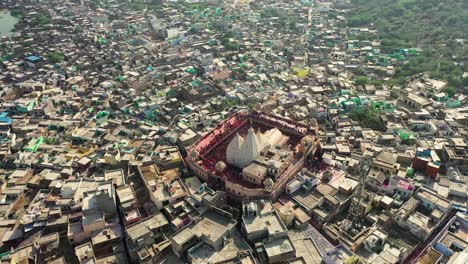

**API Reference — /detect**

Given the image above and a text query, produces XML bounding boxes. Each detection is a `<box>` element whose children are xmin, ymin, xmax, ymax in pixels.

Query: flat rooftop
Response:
<box><xmin>152</xmin><ymin>177</ymin><xmax>188</xmax><ymax>201</ymax></box>
<box><xmin>291</xmin><ymin>188</ymin><xmax>321</xmax><ymax>211</ymax></box>
<box><xmin>92</xmin><ymin>225</ymin><xmax>121</xmax><ymax>245</ymax></box>
<box><xmin>243</xmin><ymin>201</ymin><xmax>287</xmax><ymax>237</ymax></box>
<box><xmin>74</xmin><ymin>242</ymin><xmax>95</xmax><ymax>264</ymax></box>
<box><xmin>96</xmin><ymin>253</ymin><xmax>127</xmax><ymax>264</ymax></box>
<box><xmin>138</xmin><ymin>164</ymin><xmax>162</xmax><ymax>183</ymax></box>
<box><xmin>417</xmin><ymin>247</ymin><xmax>443</xmax><ymax>264</ymax></box>
<box><xmin>290</xmin><ymin>236</ymin><xmax>322</xmax><ymax>264</ymax></box>
<box><xmin>188</xmin><ymin>231</ymin><xmax>251</xmax><ymax>264</ymax></box>
<box><xmin>416</xmin><ymin>188</ymin><xmax>451</xmax><ymax>210</ymax></box>
<box><xmin>157</xmin><ymin>146</ymin><xmax>182</xmax><ymax>161</ymax></box>
<box><xmin>440</xmin><ymin>231</ymin><xmax>468</xmax><ymax>249</ymax></box>
<box><xmin>116</xmin><ymin>185</ymin><xmax>136</xmax><ymax>206</ymax></box>
<box><xmin>104</xmin><ymin>169</ymin><xmax>125</xmax><ymax>186</ymax></box>
<box><xmin>406</xmin><ymin>93</ymin><xmax>431</xmax><ymax>106</ymax></box>
<box><xmin>302</xmin><ymin>224</ymin><xmax>335</xmax><ymax>257</ymax></box>
<box><xmin>263</xmin><ymin>236</ymin><xmax>295</xmax><ymax>259</ymax></box>
<box><xmin>171</xmin><ymin>210</ymin><xmax>236</xmax><ymax>246</ymax></box>
<box><xmin>126</xmin><ymin>214</ymin><xmax>168</xmax><ymax>242</ymax></box>
<box><xmin>82</xmin><ymin>211</ymin><xmax>104</xmax><ymax>227</ymax></box>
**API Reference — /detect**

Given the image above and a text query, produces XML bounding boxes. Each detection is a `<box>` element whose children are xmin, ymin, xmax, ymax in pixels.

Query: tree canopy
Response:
<box><xmin>48</xmin><ymin>52</ymin><xmax>65</xmax><ymax>63</ymax></box>
<box><xmin>354</xmin><ymin>76</ymin><xmax>369</xmax><ymax>86</ymax></box>
<box><xmin>348</xmin><ymin>108</ymin><xmax>386</xmax><ymax>131</ymax></box>
<box><xmin>348</xmin><ymin>0</ymin><xmax>467</xmax><ymax>90</ymax></box>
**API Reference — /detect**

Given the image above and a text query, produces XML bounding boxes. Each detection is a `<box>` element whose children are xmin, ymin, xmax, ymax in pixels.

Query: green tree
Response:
<box><xmin>224</xmin><ymin>42</ymin><xmax>239</xmax><ymax>51</ymax></box>
<box><xmin>355</xmin><ymin>76</ymin><xmax>369</xmax><ymax>86</ymax></box>
<box><xmin>348</xmin><ymin>0</ymin><xmax>467</xmax><ymax>91</ymax></box>
<box><xmin>442</xmin><ymin>87</ymin><xmax>456</xmax><ymax>98</ymax></box>
<box><xmin>74</xmin><ymin>26</ymin><xmax>84</xmax><ymax>33</ymax></box>
<box><xmin>48</xmin><ymin>52</ymin><xmax>65</xmax><ymax>63</ymax></box>
<box><xmin>348</xmin><ymin>108</ymin><xmax>386</xmax><ymax>131</ymax></box>
<box><xmin>10</xmin><ymin>9</ymin><xmax>26</xmax><ymax>17</ymax></box>
<box><xmin>223</xmin><ymin>31</ymin><xmax>235</xmax><ymax>40</ymax></box>
<box><xmin>35</xmin><ymin>14</ymin><xmax>52</xmax><ymax>25</ymax></box>
<box><xmin>462</xmin><ymin>78</ymin><xmax>468</xmax><ymax>87</ymax></box>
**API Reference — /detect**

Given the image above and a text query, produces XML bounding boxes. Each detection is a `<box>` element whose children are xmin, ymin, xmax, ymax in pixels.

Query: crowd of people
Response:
<box><xmin>195</xmin><ymin>114</ymin><xmax>245</xmax><ymax>155</ymax></box>
<box><xmin>304</xmin><ymin>159</ymin><xmax>330</xmax><ymax>173</ymax></box>
<box><xmin>251</xmin><ymin>111</ymin><xmax>312</xmax><ymax>136</ymax></box>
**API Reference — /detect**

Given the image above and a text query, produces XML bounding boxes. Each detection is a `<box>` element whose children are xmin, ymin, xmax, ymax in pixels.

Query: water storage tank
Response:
<box><xmin>278</xmin><ymin>204</ymin><xmax>294</xmax><ymax>227</ymax></box>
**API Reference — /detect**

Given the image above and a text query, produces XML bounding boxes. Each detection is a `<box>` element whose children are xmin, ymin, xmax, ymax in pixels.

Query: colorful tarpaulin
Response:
<box><xmin>96</xmin><ymin>111</ymin><xmax>108</xmax><ymax>119</ymax></box>
<box><xmin>24</xmin><ymin>137</ymin><xmax>44</xmax><ymax>152</ymax></box>
<box><xmin>185</xmin><ymin>68</ymin><xmax>198</xmax><ymax>74</ymax></box>
<box><xmin>294</xmin><ymin>68</ymin><xmax>309</xmax><ymax>78</ymax></box>
<box><xmin>191</xmin><ymin>80</ymin><xmax>201</xmax><ymax>86</ymax></box>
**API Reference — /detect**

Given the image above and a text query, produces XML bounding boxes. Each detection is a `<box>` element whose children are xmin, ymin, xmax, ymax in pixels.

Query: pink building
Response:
<box><xmin>186</xmin><ymin>111</ymin><xmax>321</xmax><ymax>202</ymax></box>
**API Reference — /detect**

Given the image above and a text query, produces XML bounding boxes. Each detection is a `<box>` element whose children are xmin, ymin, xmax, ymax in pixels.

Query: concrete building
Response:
<box><xmin>126</xmin><ymin>214</ymin><xmax>170</xmax><ymax>263</ymax></box>
<box><xmin>242</xmin><ymin>199</ymin><xmax>288</xmax><ymax>243</ymax></box>
<box><xmin>170</xmin><ymin>208</ymin><xmax>237</xmax><ymax>259</ymax></box>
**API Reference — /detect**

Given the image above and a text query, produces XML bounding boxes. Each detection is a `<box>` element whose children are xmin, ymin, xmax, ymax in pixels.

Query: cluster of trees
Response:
<box><xmin>222</xmin><ymin>31</ymin><xmax>239</xmax><ymax>51</ymax></box>
<box><xmin>74</xmin><ymin>26</ymin><xmax>84</xmax><ymax>33</ymax></box>
<box><xmin>47</xmin><ymin>52</ymin><xmax>65</xmax><ymax>63</ymax></box>
<box><xmin>259</xmin><ymin>8</ymin><xmax>281</xmax><ymax>18</ymax></box>
<box><xmin>260</xmin><ymin>7</ymin><xmax>298</xmax><ymax>30</ymax></box>
<box><xmin>348</xmin><ymin>0</ymin><xmax>467</xmax><ymax>90</ymax></box>
<box><xmin>354</xmin><ymin>76</ymin><xmax>391</xmax><ymax>87</ymax></box>
<box><xmin>348</xmin><ymin>108</ymin><xmax>386</xmax><ymax>131</ymax></box>
<box><xmin>128</xmin><ymin>1</ymin><xmax>150</xmax><ymax>11</ymax></box>
<box><xmin>89</xmin><ymin>0</ymin><xmax>102</xmax><ymax>8</ymax></box>
<box><xmin>34</xmin><ymin>13</ymin><xmax>52</xmax><ymax>25</ymax></box>
<box><xmin>442</xmin><ymin>87</ymin><xmax>457</xmax><ymax>98</ymax></box>
<box><xmin>354</xmin><ymin>76</ymin><xmax>369</xmax><ymax>86</ymax></box>
<box><xmin>10</xmin><ymin>9</ymin><xmax>26</xmax><ymax>18</ymax></box>
<box><xmin>394</xmin><ymin>54</ymin><xmax>467</xmax><ymax>89</ymax></box>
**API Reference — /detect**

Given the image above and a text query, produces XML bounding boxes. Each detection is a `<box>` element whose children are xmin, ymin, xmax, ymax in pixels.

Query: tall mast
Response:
<box><xmin>348</xmin><ymin>155</ymin><xmax>372</xmax><ymax>221</ymax></box>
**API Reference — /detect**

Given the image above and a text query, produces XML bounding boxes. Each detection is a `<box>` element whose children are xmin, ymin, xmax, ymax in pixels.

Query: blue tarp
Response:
<box><xmin>25</xmin><ymin>55</ymin><xmax>41</xmax><ymax>62</ymax></box>
<box><xmin>0</xmin><ymin>112</ymin><xmax>12</xmax><ymax>125</ymax></box>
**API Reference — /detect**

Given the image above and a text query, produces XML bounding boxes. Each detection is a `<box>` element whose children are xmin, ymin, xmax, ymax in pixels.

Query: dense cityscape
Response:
<box><xmin>0</xmin><ymin>0</ymin><xmax>466</xmax><ymax>264</ymax></box>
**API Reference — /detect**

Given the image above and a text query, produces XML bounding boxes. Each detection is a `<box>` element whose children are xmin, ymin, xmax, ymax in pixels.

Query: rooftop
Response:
<box><xmin>92</xmin><ymin>225</ymin><xmax>121</xmax><ymax>246</ymax></box>
<box><xmin>171</xmin><ymin>210</ymin><xmax>236</xmax><ymax>246</ymax></box>
<box><xmin>288</xmin><ymin>230</ymin><xmax>322</xmax><ymax>264</ymax></box>
<box><xmin>188</xmin><ymin>231</ymin><xmax>252</xmax><ymax>264</ymax></box>
<box><xmin>74</xmin><ymin>242</ymin><xmax>95</xmax><ymax>264</ymax></box>
<box><xmin>263</xmin><ymin>236</ymin><xmax>295</xmax><ymax>258</ymax></box>
<box><xmin>104</xmin><ymin>169</ymin><xmax>125</xmax><ymax>187</ymax></box>
<box><xmin>116</xmin><ymin>185</ymin><xmax>136</xmax><ymax>207</ymax></box>
<box><xmin>243</xmin><ymin>200</ymin><xmax>288</xmax><ymax>238</ymax></box>
<box><xmin>127</xmin><ymin>214</ymin><xmax>168</xmax><ymax>242</ymax></box>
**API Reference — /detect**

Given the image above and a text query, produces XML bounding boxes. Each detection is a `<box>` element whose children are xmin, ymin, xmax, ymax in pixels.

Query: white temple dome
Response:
<box><xmin>190</xmin><ymin>149</ymin><xmax>199</xmax><ymax>158</ymax></box>
<box><xmin>227</xmin><ymin>128</ymin><xmax>262</xmax><ymax>168</ymax></box>
<box><xmin>239</xmin><ymin>128</ymin><xmax>261</xmax><ymax>167</ymax></box>
<box><xmin>215</xmin><ymin>161</ymin><xmax>227</xmax><ymax>172</ymax></box>
<box><xmin>226</xmin><ymin>133</ymin><xmax>243</xmax><ymax>167</ymax></box>
<box><xmin>226</xmin><ymin>127</ymin><xmax>286</xmax><ymax>169</ymax></box>
<box><xmin>264</xmin><ymin>178</ymin><xmax>274</xmax><ymax>187</ymax></box>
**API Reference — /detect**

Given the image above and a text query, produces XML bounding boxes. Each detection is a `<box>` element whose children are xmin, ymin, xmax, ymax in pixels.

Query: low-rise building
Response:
<box><xmin>126</xmin><ymin>214</ymin><xmax>170</xmax><ymax>263</ymax></box>
<box><xmin>242</xmin><ymin>199</ymin><xmax>288</xmax><ymax>243</ymax></box>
